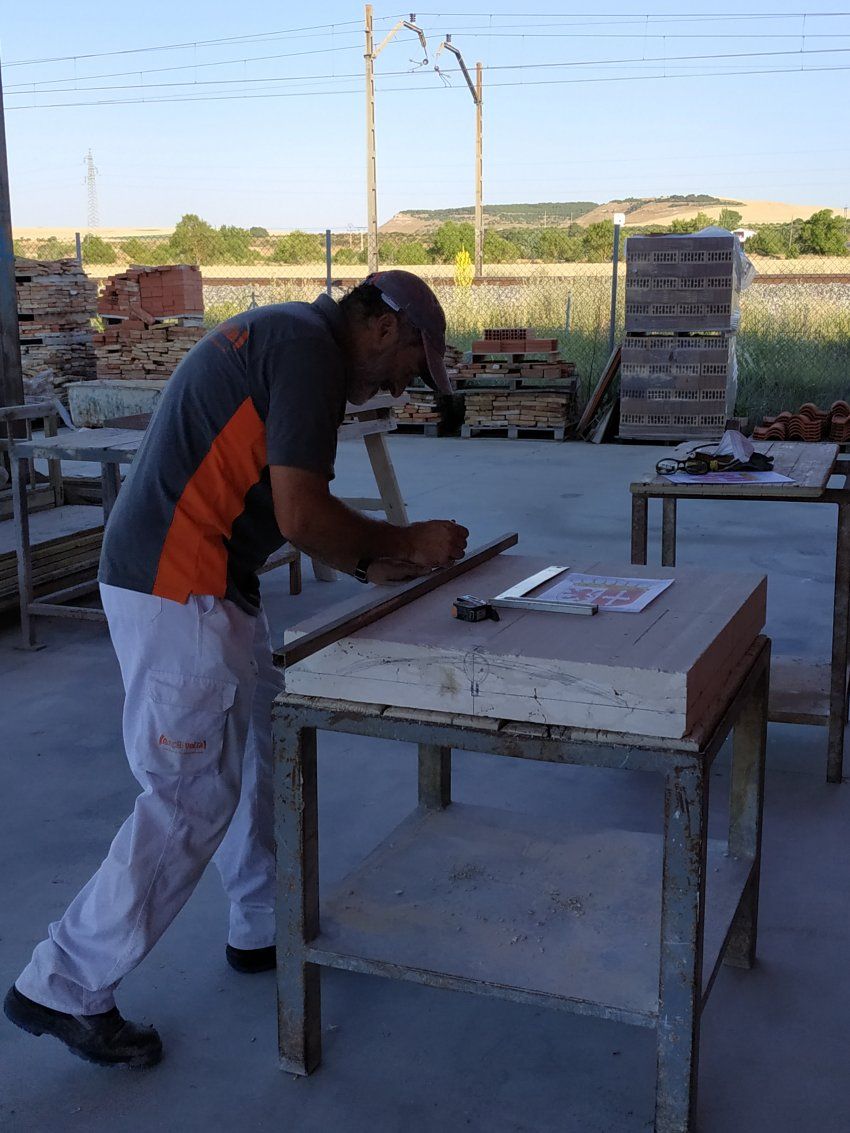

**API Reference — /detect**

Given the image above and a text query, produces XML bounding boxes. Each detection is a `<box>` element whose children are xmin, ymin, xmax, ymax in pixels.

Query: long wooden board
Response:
<box><xmin>274</xmin><ymin>533</ymin><xmax>519</xmax><ymax>669</ymax></box>
<box><xmin>284</xmin><ymin>554</ymin><xmax>766</xmax><ymax>739</ymax></box>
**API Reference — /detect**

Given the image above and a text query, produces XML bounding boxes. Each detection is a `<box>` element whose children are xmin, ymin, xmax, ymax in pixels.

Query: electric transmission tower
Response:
<box><xmin>84</xmin><ymin>149</ymin><xmax>99</xmax><ymax>229</ymax></box>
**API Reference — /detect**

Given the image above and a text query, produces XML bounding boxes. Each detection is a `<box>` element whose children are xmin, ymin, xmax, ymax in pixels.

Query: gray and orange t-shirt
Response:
<box><xmin>99</xmin><ymin>294</ymin><xmax>349</xmax><ymax>613</ymax></box>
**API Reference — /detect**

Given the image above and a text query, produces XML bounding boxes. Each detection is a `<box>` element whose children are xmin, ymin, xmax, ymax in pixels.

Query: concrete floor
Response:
<box><xmin>1</xmin><ymin>436</ymin><xmax>848</xmax><ymax>1133</ymax></box>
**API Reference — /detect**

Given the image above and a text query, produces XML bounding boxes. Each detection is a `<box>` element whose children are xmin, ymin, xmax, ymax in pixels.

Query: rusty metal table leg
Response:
<box><xmin>418</xmin><ymin>744</ymin><xmax>451</xmax><ymax>809</ymax></box>
<box><xmin>101</xmin><ymin>462</ymin><xmax>121</xmax><ymax>522</ymax></box>
<box><xmin>661</xmin><ymin>498</ymin><xmax>677</xmax><ymax>568</ymax></box>
<box><xmin>631</xmin><ymin>493</ymin><xmax>649</xmax><ymax>565</ymax></box>
<box><xmin>655</xmin><ymin>762</ymin><xmax>708</xmax><ymax>1133</ymax></box>
<box><xmin>725</xmin><ymin>644</ymin><xmax>769</xmax><ymax>969</ymax></box>
<box><xmin>11</xmin><ymin>454</ymin><xmax>42</xmax><ymax>650</ymax></box>
<box><xmin>275</xmin><ymin>718</ymin><xmax>321</xmax><ymax>1074</ymax></box>
<box><xmin>827</xmin><ymin>502</ymin><xmax>850</xmax><ymax>783</ymax></box>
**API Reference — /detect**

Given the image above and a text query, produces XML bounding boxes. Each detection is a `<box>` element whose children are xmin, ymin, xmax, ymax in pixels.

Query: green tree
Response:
<box><xmin>535</xmin><ymin>228</ymin><xmax>582</xmax><ymax>262</ymax></box>
<box><xmin>81</xmin><ymin>234</ymin><xmax>117</xmax><ymax>263</ymax></box>
<box><xmin>216</xmin><ymin>225</ymin><xmax>257</xmax><ymax>263</ymax></box>
<box><xmin>669</xmin><ymin>211</ymin><xmax>714</xmax><ymax>234</ymax></box>
<box><xmin>333</xmin><ymin>246</ymin><xmax>362</xmax><ymax>265</ymax></box>
<box><xmin>746</xmin><ymin>226</ymin><xmax>786</xmax><ymax>257</ymax></box>
<box><xmin>796</xmin><ymin>209</ymin><xmax>848</xmax><ymax>255</ymax></box>
<box><xmin>269</xmin><ymin>230</ymin><xmax>324</xmax><ymax>263</ymax></box>
<box><xmin>249</xmin><ymin>226</ymin><xmax>269</xmax><ymax>237</ymax></box>
<box><xmin>581</xmin><ymin>220</ymin><xmax>615</xmax><ymax>261</ymax></box>
<box><xmin>483</xmin><ymin>231</ymin><xmax>520</xmax><ymax>263</ymax></box>
<box><xmin>168</xmin><ymin>213</ymin><xmax>221</xmax><ymax>263</ymax></box>
<box><xmin>35</xmin><ymin>235</ymin><xmax>76</xmax><ymax>259</ymax></box>
<box><xmin>121</xmin><ymin>237</ymin><xmax>173</xmax><ymax>265</ymax></box>
<box><xmin>718</xmin><ymin>208</ymin><xmax>743</xmax><ymax>231</ymax></box>
<box><xmin>391</xmin><ymin>240</ymin><xmax>429</xmax><ymax>265</ymax></box>
<box><xmin>430</xmin><ymin>221</ymin><xmax>474</xmax><ymax>263</ymax></box>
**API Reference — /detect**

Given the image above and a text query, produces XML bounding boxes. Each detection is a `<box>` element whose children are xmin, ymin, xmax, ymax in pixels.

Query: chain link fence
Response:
<box><xmin>13</xmin><ymin>231</ymin><xmax>849</xmax><ymax>426</ymax></box>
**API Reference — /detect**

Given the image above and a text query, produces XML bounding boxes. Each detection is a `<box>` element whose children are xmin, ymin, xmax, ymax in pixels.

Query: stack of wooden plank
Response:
<box><xmin>461</xmin><ymin>389</ymin><xmax>571</xmax><ymax>440</ymax></box>
<box><xmin>394</xmin><ymin>390</ymin><xmax>443</xmax><ymax>436</ymax></box>
<box><xmin>93</xmin><ymin>323</ymin><xmax>206</xmax><ymax>380</ymax></box>
<box><xmin>16</xmin><ymin>258</ymin><xmax>98</xmax><ymax>392</ymax></box>
<box><xmin>0</xmin><ymin>521</ymin><xmax>103</xmax><ymax>617</ymax></box>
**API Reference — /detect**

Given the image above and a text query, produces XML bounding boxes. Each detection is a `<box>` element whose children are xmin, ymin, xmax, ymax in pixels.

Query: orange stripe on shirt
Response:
<box><xmin>152</xmin><ymin>397</ymin><xmax>267</xmax><ymax>603</ymax></box>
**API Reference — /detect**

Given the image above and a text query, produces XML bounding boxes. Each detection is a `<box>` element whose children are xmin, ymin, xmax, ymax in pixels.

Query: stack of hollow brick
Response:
<box><xmin>94</xmin><ymin>265</ymin><xmax>206</xmax><ymax>380</ymax></box>
<box><xmin>16</xmin><ymin>258</ymin><xmax>98</xmax><ymax>392</ymax></box>
<box><xmin>619</xmin><ymin>233</ymin><xmax>742</xmax><ymax>441</ymax></box>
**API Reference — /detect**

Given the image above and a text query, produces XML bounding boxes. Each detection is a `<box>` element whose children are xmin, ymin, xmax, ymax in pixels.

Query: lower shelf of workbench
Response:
<box><xmin>769</xmin><ymin>656</ymin><xmax>832</xmax><ymax>726</ymax></box>
<box><xmin>307</xmin><ymin>802</ymin><xmax>751</xmax><ymax>1028</ymax></box>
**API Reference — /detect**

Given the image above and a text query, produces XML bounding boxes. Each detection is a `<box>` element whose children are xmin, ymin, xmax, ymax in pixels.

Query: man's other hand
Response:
<box><xmin>404</xmin><ymin>520</ymin><xmax>469</xmax><ymax>569</ymax></box>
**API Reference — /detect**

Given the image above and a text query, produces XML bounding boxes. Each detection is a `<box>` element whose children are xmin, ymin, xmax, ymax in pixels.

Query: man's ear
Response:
<box><xmin>373</xmin><ymin>311</ymin><xmax>400</xmax><ymax>346</ymax></box>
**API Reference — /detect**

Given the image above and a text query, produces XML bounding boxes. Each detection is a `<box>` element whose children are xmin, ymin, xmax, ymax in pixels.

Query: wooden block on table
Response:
<box><xmin>284</xmin><ymin>554</ymin><xmax>766</xmax><ymax>740</ymax></box>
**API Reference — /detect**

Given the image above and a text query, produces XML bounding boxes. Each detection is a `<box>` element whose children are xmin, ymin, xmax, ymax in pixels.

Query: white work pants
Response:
<box><xmin>16</xmin><ymin>583</ymin><xmax>283</xmax><ymax>1015</ymax></box>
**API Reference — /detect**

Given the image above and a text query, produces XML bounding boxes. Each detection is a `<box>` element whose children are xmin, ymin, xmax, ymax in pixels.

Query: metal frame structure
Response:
<box><xmin>631</xmin><ymin>440</ymin><xmax>850</xmax><ymax>783</ymax></box>
<box><xmin>272</xmin><ymin>636</ymin><xmax>770</xmax><ymax>1132</ymax></box>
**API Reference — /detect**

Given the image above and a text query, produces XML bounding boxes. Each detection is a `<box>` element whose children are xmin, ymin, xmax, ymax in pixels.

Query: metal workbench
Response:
<box><xmin>630</xmin><ymin>440</ymin><xmax>850</xmax><ymax>783</ymax></box>
<box><xmin>272</xmin><ymin>635</ymin><xmax>770</xmax><ymax>1133</ymax></box>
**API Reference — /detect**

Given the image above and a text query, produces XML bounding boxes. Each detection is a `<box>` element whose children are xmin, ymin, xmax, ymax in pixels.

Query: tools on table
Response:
<box><xmin>451</xmin><ymin>595</ymin><xmax>500</xmax><ymax>622</ymax></box>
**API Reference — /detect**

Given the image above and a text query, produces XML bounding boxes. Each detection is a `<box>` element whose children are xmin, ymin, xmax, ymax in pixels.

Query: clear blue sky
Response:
<box><xmin>2</xmin><ymin>2</ymin><xmax>849</xmax><ymax>230</ymax></box>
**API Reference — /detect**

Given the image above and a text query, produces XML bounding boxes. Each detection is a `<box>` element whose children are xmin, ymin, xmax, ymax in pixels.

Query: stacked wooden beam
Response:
<box><xmin>394</xmin><ymin>391</ymin><xmax>442</xmax><ymax>435</ymax></box>
<box><xmin>16</xmin><ymin>258</ymin><xmax>98</xmax><ymax>391</ymax></box>
<box><xmin>461</xmin><ymin>390</ymin><xmax>572</xmax><ymax>440</ymax></box>
<box><xmin>94</xmin><ymin>324</ymin><xmax>206</xmax><ymax>380</ymax></box>
<box><xmin>0</xmin><ymin>526</ymin><xmax>103</xmax><ymax>617</ymax></box>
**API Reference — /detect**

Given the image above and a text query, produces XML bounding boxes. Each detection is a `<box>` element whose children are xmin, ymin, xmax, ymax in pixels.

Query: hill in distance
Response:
<box><xmin>381</xmin><ymin>195</ymin><xmax>842</xmax><ymax>232</ymax></box>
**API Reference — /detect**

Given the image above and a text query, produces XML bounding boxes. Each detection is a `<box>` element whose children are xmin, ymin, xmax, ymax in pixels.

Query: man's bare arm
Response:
<box><xmin>270</xmin><ymin>466</ymin><xmax>468</xmax><ymax>576</ymax></box>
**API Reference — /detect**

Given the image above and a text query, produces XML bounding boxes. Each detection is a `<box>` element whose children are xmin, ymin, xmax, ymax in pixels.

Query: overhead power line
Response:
<box><xmin>2</xmin><ymin>17</ymin><xmax>385</xmax><ymax>67</ymax></box>
<box><xmin>7</xmin><ymin>43</ymin><xmax>850</xmax><ymax>99</ymax></box>
<box><xmin>7</xmin><ymin>60</ymin><xmax>850</xmax><ymax>111</ymax></box>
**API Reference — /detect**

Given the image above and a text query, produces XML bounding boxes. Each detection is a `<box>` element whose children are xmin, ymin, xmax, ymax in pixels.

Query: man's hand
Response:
<box><xmin>366</xmin><ymin>559</ymin><xmax>432</xmax><ymax>586</ymax></box>
<box><xmin>403</xmin><ymin>520</ymin><xmax>469</xmax><ymax>569</ymax></box>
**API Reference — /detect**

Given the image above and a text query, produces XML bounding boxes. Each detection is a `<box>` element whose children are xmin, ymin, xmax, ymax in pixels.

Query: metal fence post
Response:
<box><xmin>325</xmin><ymin>228</ymin><xmax>332</xmax><ymax>296</ymax></box>
<box><xmin>75</xmin><ymin>231</ymin><xmax>83</xmax><ymax>267</ymax></box>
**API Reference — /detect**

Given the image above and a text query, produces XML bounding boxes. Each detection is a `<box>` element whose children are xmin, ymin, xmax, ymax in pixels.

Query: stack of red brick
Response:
<box><xmin>97</xmin><ymin>265</ymin><xmax>203</xmax><ymax>322</ymax></box>
<box><xmin>753</xmin><ymin>401</ymin><xmax>850</xmax><ymax>443</ymax></box>
<box><xmin>94</xmin><ymin>265</ymin><xmax>205</xmax><ymax>380</ymax></box>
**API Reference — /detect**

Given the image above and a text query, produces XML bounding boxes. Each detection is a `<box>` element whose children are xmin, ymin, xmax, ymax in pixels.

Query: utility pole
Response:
<box><xmin>0</xmin><ymin>55</ymin><xmax>24</xmax><ymax>410</ymax></box>
<box><xmin>434</xmin><ymin>37</ymin><xmax>483</xmax><ymax>277</ymax></box>
<box><xmin>364</xmin><ymin>6</ymin><xmax>428</xmax><ymax>273</ymax></box>
<box><xmin>85</xmin><ymin>149</ymin><xmax>99</xmax><ymax>229</ymax></box>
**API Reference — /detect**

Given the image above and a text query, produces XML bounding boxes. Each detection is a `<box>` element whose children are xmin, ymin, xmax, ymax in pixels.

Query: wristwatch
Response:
<box><xmin>354</xmin><ymin>558</ymin><xmax>372</xmax><ymax>584</ymax></box>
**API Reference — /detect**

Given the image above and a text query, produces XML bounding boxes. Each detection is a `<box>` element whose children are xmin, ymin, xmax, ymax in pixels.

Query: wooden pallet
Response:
<box><xmin>460</xmin><ymin>424</ymin><xmax>566</xmax><ymax>441</ymax></box>
<box><xmin>394</xmin><ymin>422</ymin><xmax>441</xmax><ymax>437</ymax></box>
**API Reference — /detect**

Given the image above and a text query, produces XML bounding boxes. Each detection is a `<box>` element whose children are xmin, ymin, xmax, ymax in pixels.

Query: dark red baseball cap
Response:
<box><xmin>363</xmin><ymin>269</ymin><xmax>453</xmax><ymax>394</ymax></box>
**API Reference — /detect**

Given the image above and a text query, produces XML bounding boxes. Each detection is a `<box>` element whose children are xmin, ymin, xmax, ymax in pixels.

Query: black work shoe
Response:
<box><xmin>225</xmin><ymin>944</ymin><xmax>276</xmax><ymax>973</ymax></box>
<box><xmin>4</xmin><ymin>984</ymin><xmax>162</xmax><ymax>1069</ymax></box>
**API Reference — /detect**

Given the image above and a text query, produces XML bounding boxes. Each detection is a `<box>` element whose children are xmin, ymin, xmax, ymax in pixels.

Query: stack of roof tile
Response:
<box><xmin>753</xmin><ymin>401</ymin><xmax>850</xmax><ymax>443</ymax></box>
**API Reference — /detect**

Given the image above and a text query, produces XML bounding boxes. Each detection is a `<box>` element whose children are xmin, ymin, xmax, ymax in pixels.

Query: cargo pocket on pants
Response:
<box><xmin>131</xmin><ymin>670</ymin><xmax>238</xmax><ymax>778</ymax></box>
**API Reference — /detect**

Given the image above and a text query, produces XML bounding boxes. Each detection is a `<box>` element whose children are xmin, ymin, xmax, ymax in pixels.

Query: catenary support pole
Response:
<box><xmin>365</xmin><ymin>5</ymin><xmax>379</xmax><ymax>273</ymax></box>
<box><xmin>474</xmin><ymin>63</ymin><xmax>483</xmax><ymax>278</ymax></box>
